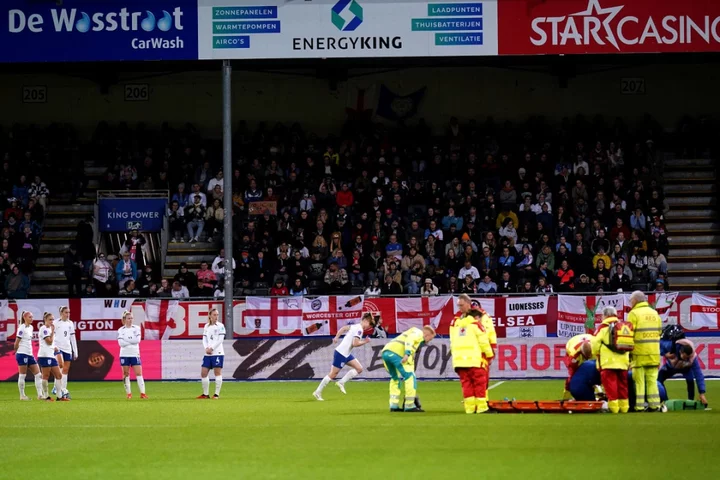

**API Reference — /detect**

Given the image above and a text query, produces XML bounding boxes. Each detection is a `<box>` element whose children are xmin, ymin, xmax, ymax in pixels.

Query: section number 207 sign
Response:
<box><xmin>620</xmin><ymin>78</ymin><xmax>646</xmax><ymax>95</ymax></box>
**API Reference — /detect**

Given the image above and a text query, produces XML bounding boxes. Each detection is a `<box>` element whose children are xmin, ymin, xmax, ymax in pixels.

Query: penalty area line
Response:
<box><xmin>488</xmin><ymin>381</ymin><xmax>505</xmax><ymax>390</ymax></box>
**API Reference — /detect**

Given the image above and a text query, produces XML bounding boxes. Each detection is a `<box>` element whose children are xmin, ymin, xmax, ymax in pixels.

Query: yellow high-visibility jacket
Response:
<box><xmin>383</xmin><ymin>327</ymin><xmax>425</xmax><ymax>366</ymax></box>
<box><xmin>565</xmin><ymin>334</ymin><xmax>592</xmax><ymax>366</ymax></box>
<box><xmin>479</xmin><ymin>312</ymin><xmax>497</xmax><ymax>350</ymax></box>
<box><xmin>591</xmin><ymin>317</ymin><xmax>630</xmax><ymax>370</ymax></box>
<box><xmin>450</xmin><ymin>315</ymin><xmax>494</xmax><ymax>369</ymax></box>
<box><xmin>628</xmin><ymin>301</ymin><xmax>662</xmax><ymax>367</ymax></box>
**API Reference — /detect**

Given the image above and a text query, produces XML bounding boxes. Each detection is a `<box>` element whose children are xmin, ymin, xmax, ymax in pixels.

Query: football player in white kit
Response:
<box><xmin>197</xmin><ymin>308</ymin><xmax>226</xmax><ymax>399</ymax></box>
<box><xmin>38</xmin><ymin>312</ymin><xmax>66</xmax><ymax>402</ymax></box>
<box><xmin>117</xmin><ymin>310</ymin><xmax>148</xmax><ymax>400</ymax></box>
<box><xmin>13</xmin><ymin>311</ymin><xmax>44</xmax><ymax>400</ymax></box>
<box><xmin>313</xmin><ymin>313</ymin><xmax>375</xmax><ymax>401</ymax></box>
<box><xmin>52</xmin><ymin>306</ymin><xmax>77</xmax><ymax>400</ymax></box>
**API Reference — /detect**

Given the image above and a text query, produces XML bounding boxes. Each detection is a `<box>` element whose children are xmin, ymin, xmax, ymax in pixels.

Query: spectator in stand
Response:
<box><xmin>168</xmin><ymin>200</ymin><xmax>185</xmax><ymax>242</ymax></box>
<box><xmin>156</xmin><ymin>279</ymin><xmax>172</xmax><ymax>297</ymax></box>
<box><xmin>174</xmin><ymin>263</ymin><xmax>198</xmax><ymax>293</ymax></box>
<box><xmin>123</xmin><ymin>229</ymin><xmax>147</xmax><ymax>271</ymax></box>
<box><xmin>610</xmin><ymin>265</ymin><xmax>632</xmax><ymax>292</ymax></box>
<box><xmin>270</xmin><ymin>278</ymin><xmax>289</xmax><ymax>296</ymax></box>
<box><xmin>556</xmin><ymin>260</ymin><xmax>575</xmax><ymax>292</ymax></box>
<box><xmin>630</xmin><ymin>208</ymin><xmax>646</xmax><ymax>231</ymax></box>
<box><xmin>13</xmin><ymin>175</ymin><xmax>30</xmax><ymax>207</ymax></box>
<box><xmin>207</xmin><ymin>170</ymin><xmax>223</xmax><ymax>194</ymax></box>
<box><xmin>115</xmin><ymin>251</ymin><xmax>137</xmax><ymax>290</ymax></box>
<box><xmin>190</xmin><ymin>183</ymin><xmax>207</xmax><ymax>207</ymax></box>
<box><xmin>63</xmin><ymin>245</ymin><xmax>83</xmax><ymax>297</ymax></box>
<box><xmin>421</xmin><ymin>278</ymin><xmax>439</xmax><ymax>296</ymax></box>
<box><xmin>75</xmin><ymin>216</ymin><xmax>95</xmax><ymax>278</ymax></box>
<box><xmin>536</xmin><ymin>276</ymin><xmax>553</xmax><ymax>293</ymax></box>
<box><xmin>364</xmin><ymin>278</ymin><xmax>381</xmax><ymax>297</ymax></box>
<box><xmin>186</xmin><ymin>195</ymin><xmax>207</xmax><ymax>243</ymax></box>
<box><xmin>171</xmin><ymin>280</ymin><xmax>189</xmax><ymax>299</ymax></box>
<box><xmin>324</xmin><ymin>261</ymin><xmax>349</xmax><ymax>294</ymax></box>
<box><xmin>381</xmin><ymin>273</ymin><xmax>401</xmax><ymax>295</ymax></box>
<box><xmin>28</xmin><ymin>175</ymin><xmax>50</xmax><ymax>209</ymax></box>
<box><xmin>648</xmin><ymin>248</ymin><xmax>668</xmax><ymax>283</ymax></box>
<box><xmin>477</xmin><ymin>274</ymin><xmax>497</xmax><ymax>294</ymax></box>
<box><xmin>119</xmin><ymin>279</ymin><xmax>139</xmax><ymax>297</ymax></box>
<box><xmin>5</xmin><ymin>264</ymin><xmax>30</xmax><ymax>299</ymax></box>
<box><xmin>498</xmin><ymin>271</ymin><xmax>514</xmax><ymax>293</ymax></box>
<box><xmin>172</xmin><ymin>183</ymin><xmax>189</xmax><ymax>207</ymax></box>
<box><xmin>92</xmin><ymin>253</ymin><xmax>113</xmax><ymax>293</ymax></box>
<box><xmin>610</xmin><ymin>218</ymin><xmax>631</xmax><ymax>242</ymax></box>
<box><xmin>594</xmin><ymin>273</ymin><xmax>609</xmax><ymax>292</ymax></box>
<box><xmin>196</xmin><ymin>261</ymin><xmax>217</xmax><ymax>296</ymax></box>
<box><xmin>593</xmin><ymin>247</ymin><xmax>612</xmax><ymax>270</ymax></box>
<box><xmin>290</xmin><ymin>278</ymin><xmax>308</xmax><ymax>296</ymax></box>
<box><xmin>211</xmin><ymin>248</ymin><xmax>236</xmax><ymax>287</ymax></box>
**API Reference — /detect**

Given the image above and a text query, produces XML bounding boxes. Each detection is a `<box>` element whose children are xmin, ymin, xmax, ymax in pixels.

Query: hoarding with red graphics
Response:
<box><xmin>498</xmin><ymin>0</ymin><xmax>720</xmax><ymax>55</ymax></box>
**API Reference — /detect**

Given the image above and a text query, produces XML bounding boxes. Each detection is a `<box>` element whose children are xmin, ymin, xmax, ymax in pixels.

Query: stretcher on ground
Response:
<box><xmin>488</xmin><ymin>400</ymin><xmax>604</xmax><ymax>413</ymax></box>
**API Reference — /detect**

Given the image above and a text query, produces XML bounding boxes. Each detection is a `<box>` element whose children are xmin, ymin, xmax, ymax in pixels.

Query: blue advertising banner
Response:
<box><xmin>1</xmin><ymin>0</ymin><xmax>199</xmax><ymax>63</ymax></box>
<box><xmin>99</xmin><ymin>198</ymin><xmax>167</xmax><ymax>232</ymax></box>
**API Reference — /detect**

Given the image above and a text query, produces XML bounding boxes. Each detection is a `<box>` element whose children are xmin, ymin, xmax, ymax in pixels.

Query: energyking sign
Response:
<box><xmin>498</xmin><ymin>0</ymin><xmax>720</xmax><ymax>55</ymax></box>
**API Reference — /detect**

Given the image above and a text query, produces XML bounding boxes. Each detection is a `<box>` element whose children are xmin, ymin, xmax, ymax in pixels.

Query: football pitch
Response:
<box><xmin>2</xmin><ymin>380</ymin><xmax>719</xmax><ymax>479</ymax></box>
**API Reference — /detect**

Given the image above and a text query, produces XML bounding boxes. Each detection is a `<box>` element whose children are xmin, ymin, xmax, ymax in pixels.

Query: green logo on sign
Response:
<box><xmin>331</xmin><ymin>0</ymin><xmax>363</xmax><ymax>31</ymax></box>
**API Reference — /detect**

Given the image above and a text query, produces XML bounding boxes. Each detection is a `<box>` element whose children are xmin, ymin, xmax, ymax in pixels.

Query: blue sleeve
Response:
<box><xmin>660</xmin><ymin>340</ymin><xmax>672</xmax><ymax>356</ymax></box>
<box><xmin>132</xmin><ymin>262</ymin><xmax>138</xmax><ymax>280</ymax></box>
<box><xmin>691</xmin><ymin>359</ymin><xmax>706</xmax><ymax>394</ymax></box>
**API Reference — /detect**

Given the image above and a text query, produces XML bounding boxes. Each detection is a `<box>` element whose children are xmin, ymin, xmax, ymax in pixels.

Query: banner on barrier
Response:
<box><xmin>99</xmin><ymin>198</ymin><xmax>168</xmax><ymax>232</ymax></box>
<box><xmin>0</xmin><ymin>0</ymin><xmax>199</xmax><ymax>63</ymax></box>
<box><xmin>690</xmin><ymin>293</ymin><xmax>720</xmax><ymax>330</ymax></box>
<box><xmin>498</xmin><ymin>0</ymin><xmax>720</xmax><ymax>56</ymax></box>
<box><xmin>197</xmin><ymin>0</ymin><xmax>499</xmax><ymax>60</ymax></box>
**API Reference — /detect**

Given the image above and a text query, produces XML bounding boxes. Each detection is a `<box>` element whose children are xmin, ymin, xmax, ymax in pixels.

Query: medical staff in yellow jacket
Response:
<box><xmin>450</xmin><ymin>309</ymin><xmax>495</xmax><ymax>414</ymax></box>
<box><xmin>563</xmin><ymin>333</ymin><xmax>593</xmax><ymax>400</ymax></box>
<box><xmin>627</xmin><ymin>291</ymin><xmax>663</xmax><ymax>411</ymax></box>
<box><xmin>381</xmin><ymin>326</ymin><xmax>436</xmax><ymax>412</ymax></box>
<box><xmin>591</xmin><ymin>307</ymin><xmax>631</xmax><ymax>413</ymax></box>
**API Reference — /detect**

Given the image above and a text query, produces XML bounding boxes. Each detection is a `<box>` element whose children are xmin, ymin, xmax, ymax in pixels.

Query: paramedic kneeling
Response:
<box><xmin>659</xmin><ymin>338</ymin><xmax>708</xmax><ymax>406</ymax></box>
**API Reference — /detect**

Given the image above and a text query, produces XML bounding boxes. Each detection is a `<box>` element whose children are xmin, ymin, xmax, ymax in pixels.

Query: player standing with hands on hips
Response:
<box><xmin>313</xmin><ymin>313</ymin><xmax>376</xmax><ymax>401</ymax></box>
<box><xmin>52</xmin><ymin>306</ymin><xmax>77</xmax><ymax>400</ymax></box>
<box><xmin>38</xmin><ymin>312</ymin><xmax>67</xmax><ymax>401</ymax></box>
<box><xmin>117</xmin><ymin>310</ymin><xmax>148</xmax><ymax>399</ymax></box>
<box><xmin>13</xmin><ymin>311</ymin><xmax>44</xmax><ymax>400</ymax></box>
<box><xmin>198</xmin><ymin>308</ymin><xmax>226</xmax><ymax>399</ymax></box>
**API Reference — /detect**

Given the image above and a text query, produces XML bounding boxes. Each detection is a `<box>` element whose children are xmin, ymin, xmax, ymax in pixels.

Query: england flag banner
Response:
<box><xmin>396</xmin><ymin>296</ymin><xmax>454</xmax><ymax>333</ymax></box>
<box><xmin>690</xmin><ymin>293</ymin><xmax>720</xmax><ymax>330</ymax></box>
<box><xmin>302</xmin><ymin>295</ymin><xmax>364</xmax><ymax>336</ymax></box>
<box><xmin>242</xmin><ymin>296</ymin><xmax>303</xmax><ymax>336</ymax></box>
<box><xmin>502</xmin><ymin>296</ymin><xmax>549</xmax><ymax>338</ymax></box>
<box><xmin>0</xmin><ymin>300</ymin><xmax>8</xmax><ymax>341</ymax></box>
<box><xmin>142</xmin><ymin>299</ymin><xmax>182</xmax><ymax>340</ymax></box>
<box><xmin>556</xmin><ymin>295</ymin><xmax>624</xmax><ymax>338</ymax></box>
<box><xmin>622</xmin><ymin>292</ymin><xmax>678</xmax><ymax>323</ymax></box>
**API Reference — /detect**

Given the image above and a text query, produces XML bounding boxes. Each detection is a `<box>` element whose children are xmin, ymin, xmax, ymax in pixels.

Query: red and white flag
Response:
<box><xmin>80</xmin><ymin>298</ymin><xmax>135</xmax><ymax>340</ymax></box>
<box><xmin>557</xmin><ymin>295</ymin><xmax>624</xmax><ymax>338</ymax></box>
<box><xmin>0</xmin><ymin>300</ymin><xmax>8</xmax><ymax>341</ymax></box>
<box><xmin>622</xmin><ymin>292</ymin><xmax>678</xmax><ymax>323</ymax></box>
<box><xmin>691</xmin><ymin>293</ymin><xmax>720</xmax><ymax>329</ymax></box>
<box><xmin>302</xmin><ymin>295</ymin><xmax>364</xmax><ymax>336</ymax></box>
<box><xmin>396</xmin><ymin>296</ymin><xmax>454</xmax><ymax>333</ymax></box>
<box><xmin>502</xmin><ymin>296</ymin><xmax>549</xmax><ymax>338</ymax></box>
<box><xmin>143</xmin><ymin>299</ymin><xmax>181</xmax><ymax>340</ymax></box>
<box><xmin>243</xmin><ymin>297</ymin><xmax>303</xmax><ymax>335</ymax></box>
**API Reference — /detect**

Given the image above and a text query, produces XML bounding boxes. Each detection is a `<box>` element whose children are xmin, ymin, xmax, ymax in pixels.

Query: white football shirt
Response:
<box><xmin>54</xmin><ymin>319</ymin><xmax>76</xmax><ymax>353</ymax></box>
<box><xmin>37</xmin><ymin>326</ymin><xmax>56</xmax><ymax>358</ymax></box>
<box><xmin>117</xmin><ymin>325</ymin><xmax>142</xmax><ymax>357</ymax></box>
<box><xmin>15</xmin><ymin>324</ymin><xmax>34</xmax><ymax>356</ymax></box>
<box><xmin>335</xmin><ymin>324</ymin><xmax>364</xmax><ymax>357</ymax></box>
<box><xmin>203</xmin><ymin>323</ymin><xmax>226</xmax><ymax>356</ymax></box>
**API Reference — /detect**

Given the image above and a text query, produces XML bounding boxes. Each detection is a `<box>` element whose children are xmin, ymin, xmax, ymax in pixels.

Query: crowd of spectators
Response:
<box><xmin>90</xmin><ymin>115</ymin><xmax>672</xmax><ymax>297</ymax></box>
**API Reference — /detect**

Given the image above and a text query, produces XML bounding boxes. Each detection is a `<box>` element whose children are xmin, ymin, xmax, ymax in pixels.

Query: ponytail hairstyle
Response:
<box><xmin>208</xmin><ymin>308</ymin><xmax>219</xmax><ymax>324</ymax></box>
<box><xmin>59</xmin><ymin>305</ymin><xmax>69</xmax><ymax>317</ymax></box>
<box><xmin>121</xmin><ymin>310</ymin><xmax>133</xmax><ymax>322</ymax></box>
<box><xmin>43</xmin><ymin>312</ymin><xmax>53</xmax><ymax>323</ymax></box>
<box><xmin>20</xmin><ymin>310</ymin><xmax>31</xmax><ymax>325</ymax></box>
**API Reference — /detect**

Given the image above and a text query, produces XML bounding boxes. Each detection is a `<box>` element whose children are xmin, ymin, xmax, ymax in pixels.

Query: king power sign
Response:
<box><xmin>498</xmin><ymin>0</ymin><xmax>720</xmax><ymax>55</ymax></box>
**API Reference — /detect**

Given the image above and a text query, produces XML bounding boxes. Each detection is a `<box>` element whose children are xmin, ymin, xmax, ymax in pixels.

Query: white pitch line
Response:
<box><xmin>488</xmin><ymin>381</ymin><xmax>505</xmax><ymax>390</ymax></box>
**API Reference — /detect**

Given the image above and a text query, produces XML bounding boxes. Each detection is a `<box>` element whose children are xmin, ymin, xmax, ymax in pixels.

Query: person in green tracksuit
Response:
<box><xmin>381</xmin><ymin>325</ymin><xmax>436</xmax><ymax>412</ymax></box>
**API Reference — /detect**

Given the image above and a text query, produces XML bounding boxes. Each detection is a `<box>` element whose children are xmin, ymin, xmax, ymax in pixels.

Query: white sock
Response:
<box><xmin>62</xmin><ymin>375</ymin><xmax>69</xmax><ymax>395</ymax></box>
<box><xmin>54</xmin><ymin>375</ymin><xmax>63</xmax><ymax>397</ymax></box>
<box><xmin>202</xmin><ymin>376</ymin><xmax>210</xmax><ymax>396</ymax></box>
<box><xmin>42</xmin><ymin>379</ymin><xmax>49</xmax><ymax>398</ymax></box>
<box><xmin>123</xmin><ymin>377</ymin><xmax>131</xmax><ymax>394</ymax></box>
<box><xmin>34</xmin><ymin>376</ymin><xmax>43</xmax><ymax>397</ymax></box>
<box><xmin>339</xmin><ymin>369</ymin><xmax>359</xmax><ymax>386</ymax></box>
<box><xmin>215</xmin><ymin>376</ymin><xmax>223</xmax><ymax>396</ymax></box>
<box><xmin>136</xmin><ymin>376</ymin><xmax>146</xmax><ymax>394</ymax></box>
<box><xmin>18</xmin><ymin>374</ymin><xmax>26</xmax><ymax>397</ymax></box>
<box><xmin>316</xmin><ymin>375</ymin><xmax>332</xmax><ymax>393</ymax></box>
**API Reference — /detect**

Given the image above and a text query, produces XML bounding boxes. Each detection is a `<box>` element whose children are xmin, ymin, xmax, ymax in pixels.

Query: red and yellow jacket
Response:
<box><xmin>450</xmin><ymin>315</ymin><xmax>494</xmax><ymax>369</ymax></box>
<box><xmin>591</xmin><ymin>317</ymin><xmax>630</xmax><ymax>370</ymax></box>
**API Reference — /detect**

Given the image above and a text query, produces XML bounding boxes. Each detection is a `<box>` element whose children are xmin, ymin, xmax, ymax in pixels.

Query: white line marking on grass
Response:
<box><xmin>4</xmin><ymin>425</ymin><xmax>179</xmax><ymax>429</ymax></box>
<box><xmin>488</xmin><ymin>381</ymin><xmax>505</xmax><ymax>390</ymax></box>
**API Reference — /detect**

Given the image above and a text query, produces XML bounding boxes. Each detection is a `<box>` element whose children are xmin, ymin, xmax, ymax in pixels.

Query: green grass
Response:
<box><xmin>1</xmin><ymin>380</ymin><xmax>719</xmax><ymax>479</ymax></box>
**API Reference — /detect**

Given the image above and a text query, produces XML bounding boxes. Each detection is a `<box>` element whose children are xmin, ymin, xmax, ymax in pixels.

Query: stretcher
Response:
<box><xmin>487</xmin><ymin>400</ymin><xmax>605</xmax><ymax>413</ymax></box>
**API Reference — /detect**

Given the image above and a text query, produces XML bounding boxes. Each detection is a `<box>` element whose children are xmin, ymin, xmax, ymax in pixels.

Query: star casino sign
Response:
<box><xmin>498</xmin><ymin>0</ymin><xmax>720</xmax><ymax>55</ymax></box>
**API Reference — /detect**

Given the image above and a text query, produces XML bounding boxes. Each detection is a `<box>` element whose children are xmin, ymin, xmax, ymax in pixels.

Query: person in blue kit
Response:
<box><xmin>659</xmin><ymin>335</ymin><xmax>708</xmax><ymax>406</ymax></box>
<box><xmin>568</xmin><ymin>360</ymin><xmax>601</xmax><ymax>401</ymax></box>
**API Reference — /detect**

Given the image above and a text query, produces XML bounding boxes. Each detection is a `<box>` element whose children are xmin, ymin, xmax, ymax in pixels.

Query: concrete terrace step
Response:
<box><xmin>30</xmin><ymin>284</ymin><xmax>71</xmax><ymax>296</ymax></box>
<box><xmin>668</xmin><ymin>262</ymin><xmax>720</xmax><ymax>273</ymax></box>
<box><xmin>31</xmin><ymin>270</ymin><xmax>67</xmax><ymax>281</ymax></box>
<box><xmin>38</xmin><ymin>243</ymin><xmax>72</xmax><ymax>254</ymax></box>
<box><xmin>665</xmin><ymin>196</ymin><xmax>716</xmax><ymax>207</ymax></box>
<box><xmin>86</xmin><ymin>166</ymin><xmax>107</xmax><ymax>176</ymax></box>
<box><xmin>669</xmin><ymin>248</ymin><xmax>720</xmax><ymax>259</ymax></box>
<box><xmin>665</xmin><ymin>222</ymin><xmax>720</xmax><ymax>233</ymax></box>
<box><xmin>35</xmin><ymin>256</ymin><xmax>64</xmax><ymax>268</ymax></box>
<box><xmin>665</xmin><ymin>208</ymin><xmax>717</xmax><ymax>221</ymax></box>
<box><xmin>167</xmin><ymin>242</ymin><xmax>219</xmax><ymax>254</ymax></box>
<box><xmin>53</xmin><ymin>193</ymin><xmax>96</xmax><ymax>204</ymax></box>
<box><xmin>42</xmin><ymin>230</ymin><xmax>78</xmax><ymax>241</ymax></box>
<box><xmin>666</xmin><ymin>234</ymin><xmax>720</xmax><ymax>246</ymax></box>
<box><xmin>670</xmin><ymin>276</ymin><xmax>720</xmax><ymax>290</ymax></box>
<box><xmin>665</xmin><ymin>158</ymin><xmax>714</xmax><ymax>168</ymax></box>
<box><xmin>664</xmin><ymin>184</ymin><xmax>716</xmax><ymax>195</ymax></box>
<box><xmin>46</xmin><ymin>204</ymin><xmax>95</xmax><ymax>215</ymax></box>
<box><xmin>44</xmin><ymin>216</ymin><xmax>87</xmax><ymax>227</ymax></box>
<box><xmin>663</xmin><ymin>170</ymin><xmax>716</xmax><ymax>181</ymax></box>
<box><xmin>166</xmin><ymin>254</ymin><xmax>216</xmax><ymax>265</ymax></box>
